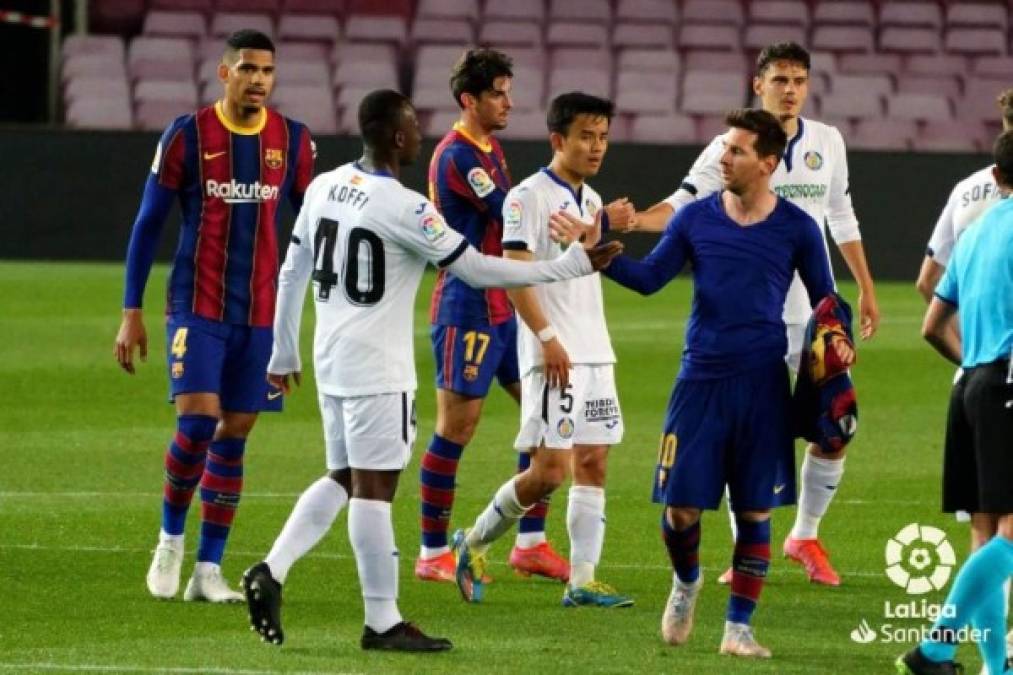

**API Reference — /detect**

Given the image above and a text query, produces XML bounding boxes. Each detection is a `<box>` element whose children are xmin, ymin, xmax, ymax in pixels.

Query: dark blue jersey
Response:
<box><xmin>604</xmin><ymin>192</ymin><xmax>833</xmax><ymax>380</ymax></box>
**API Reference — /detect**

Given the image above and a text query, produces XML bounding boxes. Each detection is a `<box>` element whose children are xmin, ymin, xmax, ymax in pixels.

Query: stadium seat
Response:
<box><xmin>684</xmin><ymin>50</ymin><xmax>746</xmax><ymax>74</ymax></box>
<box><xmin>811</xmin><ymin>26</ymin><xmax>875</xmax><ymax>53</ymax></box>
<box><xmin>63</xmin><ymin>34</ymin><xmax>125</xmax><ymax>60</ymax></box>
<box><xmin>550</xmin><ymin>0</ymin><xmax>611</xmax><ymax>24</ymax></box>
<box><xmin>681</xmin><ymin>71</ymin><xmax>747</xmax><ymax>115</ymax></box>
<box><xmin>820</xmin><ymin>116</ymin><xmax>853</xmax><ymax>137</ymax></box>
<box><xmin>218</xmin><ymin>0</ymin><xmax>280</xmax><ymax>12</ymax></box>
<box><xmin>629</xmin><ymin>113</ymin><xmax>696</xmax><ymax>144</ymax></box>
<box><xmin>411</xmin><ymin>83</ymin><xmax>458</xmax><ymax>112</ymax></box>
<box><xmin>886</xmin><ymin>93</ymin><xmax>952</xmax><ymax>122</ymax></box>
<box><xmin>134</xmin><ymin>79</ymin><xmax>198</xmax><ymax>106</ymax></box>
<box><xmin>278</xmin><ymin>41</ymin><xmax>330</xmax><ymax>61</ymax></box>
<box><xmin>913</xmin><ymin>119</ymin><xmax>985</xmax><ymax>153</ymax></box>
<box><xmin>478</xmin><ymin>21</ymin><xmax>542</xmax><ymax>47</ymax></box>
<box><xmin>552</xmin><ymin>47</ymin><xmax>611</xmax><ymax>71</ymax></box>
<box><xmin>63</xmin><ymin>76</ymin><xmax>131</xmax><ymax>105</ymax></box>
<box><xmin>142</xmin><ymin>10</ymin><xmax>206</xmax><ymax>40</ymax></box>
<box><xmin>209</xmin><ymin>13</ymin><xmax>275</xmax><ymax>40</ymax></box>
<box><xmin>273</xmin><ymin>87</ymin><xmax>338</xmax><ymax>134</ymax></box>
<box><xmin>128</xmin><ymin>37</ymin><xmax>195</xmax><ymax>82</ymax></box>
<box><xmin>413</xmin><ymin>45</ymin><xmax>467</xmax><ymax>88</ymax></box>
<box><xmin>904</xmin><ymin>53</ymin><xmax>968</xmax><ymax>79</ymax></box>
<box><xmin>275</xmin><ymin>60</ymin><xmax>331</xmax><ymax>86</ymax></box>
<box><xmin>743</xmin><ymin>24</ymin><xmax>807</xmax><ymax>51</ymax></box>
<box><xmin>547</xmin><ymin>67</ymin><xmax>612</xmax><ymax>100</ymax></box>
<box><xmin>332</xmin><ymin>41</ymin><xmax>398</xmax><ymax>68</ymax></box>
<box><xmin>963</xmin><ymin>76</ymin><xmax>1010</xmax><ymax>120</ymax></box>
<box><xmin>410</xmin><ymin>18</ymin><xmax>474</xmax><ymax>45</ymax></box>
<box><xmin>971</xmin><ymin>55</ymin><xmax>1013</xmax><ymax>78</ymax></box>
<box><xmin>837</xmin><ymin>52</ymin><xmax>903</xmax><ymax>76</ymax></box>
<box><xmin>148</xmin><ymin>0</ymin><xmax>207</xmax><ymax>11</ymax></box>
<box><xmin>619</xmin><ymin>48</ymin><xmax>680</xmax><ymax>74</ymax></box>
<box><xmin>880</xmin><ymin>2</ymin><xmax>943</xmax><ymax>30</ymax></box>
<box><xmin>62</xmin><ymin>54</ymin><xmax>127</xmax><ymax>83</ymax></box>
<box><xmin>507</xmin><ymin>65</ymin><xmax>545</xmax><ymax>111</ymax></box>
<box><xmin>333</xmin><ymin>59</ymin><xmax>399</xmax><ymax>91</ymax></box>
<box><xmin>546</xmin><ymin>22</ymin><xmax>609</xmax><ymax>49</ymax></box>
<box><xmin>616</xmin><ymin>71</ymin><xmax>678</xmax><ymax>115</ymax></box>
<box><xmin>830</xmin><ymin>73</ymin><xmax>894</xmax><ymax>98</ymax></box>
<box><xmin>682</xmin><ymin>0</ymin><xmax>745</xmax><ymax>26</ymax></box>
<box><xmin>483</xmin><ymin>0</ymin><xmax>545</xmax><ymax>22</ymax></box>
<box><xmin>696</xmin><ymin>114</ymin><xmax>731</xmax><ymax>142</ymax></box>
<box><xmin>879</xmin><ymin>27</ymin><xmax>941</xmax><ymax>54</ymax></box>
<box><xmin>615</xmin><ymin>0</ymin><xmax>678</xmax><ymax>26</ymax></box>
<box><xmin>336</xmin><ymin>84</ymin><xmax>385</xmax><ymax>115</ymax></box>
<box><xmin>896</xmin><ymin>74</ymin><xmax>960</xmax><ymax>100</ymax></box>
<box><xmin>343</xmin><ymin>15</ymin><xmax>409</xmax><ymax>45</ymax></box>
<box><xmin>811</xmin><ymin>0</ymin><xmax>875</xmax><ymax>27</ymax></box>
<box><xmin>817</xmin><ymin>91</ymin><xmax>883</xmax><ymax>119</ymax></box>
<box><xmin>66</xmin><ymin>97</ymin><xmax>133</xmax><ymax>129</ymax></box>
<box><xmin>850</xmin><ymin>118</ymin><xmax>914</xmax><ymax>150</ymax></box>
<box><xmin>417</xmin><ymin>0</ymin><xmax>479</xmax><ymax>23</ymax></box>
<box><xmin>277</xmin><ymin>14</ymin><xmax>340</xmax><ymax>44</ymax></box>
<box><xmin>749</xmin><ymin>1</ymin><xmax>809</xmax><ymax>27</ymax></box>
<box><xmin>282</xmin><ymin>0</ymin><xmax>346</xmax><ymax>14</ymax></box>
<box><xmin>678</xmin><ymin>24</ymin><xmax>742</xmax><ymax>51</ymax></box>
<box><xmin>346</xmin><ymin>0</ymin><xmax>412</xmax><ymax>16</ymax></box>
<box><xmin>944</xmin><ymin>28</ymin><xmax>1006</xmax><ymax>57</ymax></box>
<box><xmin>946</xmin><ymin>3</ymin><xmax>1008</xmax><ymax>31</ymax></box>
<box><xmin>495</xmin><ymin>109</ymin><xmax>548</xmax><ymax>140</ymax></box>
<box><xmin>90</xmin><ymin>0</ymin><xmax>145</xmax><ymax>34</ymax></box>
<box><xmin>612</xmin><ymin>23</ymin><xmax>673</xmax><ymax>50</ymax></box>
<box><xmin>808</xmin><ymin>51</ymin><xmax>837</xmax><ymax>79</ymax></box>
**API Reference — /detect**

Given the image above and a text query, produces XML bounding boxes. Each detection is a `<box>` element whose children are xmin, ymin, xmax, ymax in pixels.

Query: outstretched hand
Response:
<box><xmin>586</xmin><ymin>241</ymin><xmax>624</xmax><ymax>271</ymax></box>
<box><xmin>549</xmin><ymin>210</ymin><xmax>601</xmax><ymax>247</ymax></box>
<box><xmin>604</xmin><ymin>197</ymin><xmax>637</xmax><ymax>233</ymax></box>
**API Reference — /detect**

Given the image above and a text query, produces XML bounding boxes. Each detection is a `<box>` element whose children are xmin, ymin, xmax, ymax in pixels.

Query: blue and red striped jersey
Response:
<box><xmin>428</xmin><ymin>122</ymin><xmax>513</xmax><ymax>327</ymax></box>
<box><xmin>141</xmin><ymin>101</ymin><xmax>313</xmax><ymax>326</ymax></box>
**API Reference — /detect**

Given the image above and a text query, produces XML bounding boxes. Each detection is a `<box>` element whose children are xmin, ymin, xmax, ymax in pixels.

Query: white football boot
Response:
<box><xmin>146</xmin><ymin>536</ymin><xmax>184</xmax><ymax>599</ymax></box>
<box><xmin>183</xmin><ymin>562</ymin><xmax>244</xmax><ymax>603</ymax></box>
<box><xmin>662</xmin><ymin>574</ymin><xmax>703</xmax><ymax>645</ymax></box>
<box><xmin>719</xmin><ymin>621</ymin><xmax>772</xmax><ymax>659</ymax></box>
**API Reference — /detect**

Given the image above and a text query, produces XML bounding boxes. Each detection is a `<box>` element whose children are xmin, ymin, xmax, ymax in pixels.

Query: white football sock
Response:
<box><xmin>419</xmin><ymin>544</ymin><xmax>450</xmax><ymax>559</ymax></box>
<box><xmin>567</xmin><ymin>485</ymin><xmax>605</xmax><ymax>589</ymax></box>
<box><xmin>467</xmin><ymin>477</ymin><xmax>530</xmax><ymax>552</ymax></box>
<box><xmin>159</xmin><ymin>530</ymin><xmax>183</xmax><ymax>546</ymax></box>
<box><xmin>265</xmin><ymin>476</ymin><xmax>347</xmax><ymax>584</ymax></box>
<box><xmin>348</xmin><ymin>498</ymin><xmax>402</xmax><ymax>634</ymax></box>
<box><xmin>791</xmin><ymin>453</ymin><xmax>845</xmax><ymax>540</ymax></box>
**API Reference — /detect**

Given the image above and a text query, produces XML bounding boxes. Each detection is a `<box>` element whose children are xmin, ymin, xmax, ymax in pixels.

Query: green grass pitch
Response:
<box><xmin>0</xmin><ymin>260</ymin><xmax>989</xmax><ymax>674</ymax></box>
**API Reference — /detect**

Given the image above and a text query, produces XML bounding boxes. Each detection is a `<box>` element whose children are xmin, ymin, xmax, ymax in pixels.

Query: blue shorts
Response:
<box><xmin>165</xmin><ymin>312</ymin><xmax>282</xmax><ymax>413</ymax></box>
<box><xmin>652</xmin><ymin>360</ymin><xmax>796</xmax><ymax>511</ymax></box>
<box><xmin>431</xmin><ymin>320</ymin><xmax>520</xmax><ymax>398</ymax></box>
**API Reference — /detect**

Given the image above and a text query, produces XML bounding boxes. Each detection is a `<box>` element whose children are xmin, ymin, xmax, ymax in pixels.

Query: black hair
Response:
<box><xmin>224</xmin><ymin>29</ymin><xmax>275</xmax><ymax>57</ymax></box>
<box><xmin>993</xmin><ymin>129</ymin><xmax>1013</xmax><ymax>185</ymax></box>
<box><xmin>450</xmin><ymin>48</ymin><xmax>513</xmax><ymax>108</ymax></box>
<box><xmin>756</xmin><ymin>41</ymin><xmax>810</xmax><ymax>75</ymax></box>
<box><xmin>724</xmin><ymin>108</ymin><xmax>788</xmax><ymax>159</ymax></box>
<box><xmin>358</xmin><ymin>89</ymin><xmax>411</xmax><ymax>149</ymax></box>
<box><xmin>546</xmin><ymin>92</ymin><xmax>615</xmax><ymax>136</ymax></box>
<box><xmin>997</xmin><ymin>89</ymin><xmax>1013</xmax><ymax>127</ymax></box>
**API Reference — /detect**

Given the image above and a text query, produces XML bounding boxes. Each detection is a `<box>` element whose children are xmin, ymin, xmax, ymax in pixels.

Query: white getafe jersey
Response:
<box><xmin>502</xmin><ymin>168</ymin><xmax>616</xmax><ymax>375</ymax></box>
<box><xmin>926</xmin><ymin>165</ymin><xmax>1002</xmax><ymax>266</ymax></box>
<box><xmin>664</xmin><ymin>117</ymin><xmax>859</xmax><ymax>322</ymax></box>
<box><xmin>269</xmin><ymin>162</ymin><xmax>470</xmax><ymax>397</ymax></box>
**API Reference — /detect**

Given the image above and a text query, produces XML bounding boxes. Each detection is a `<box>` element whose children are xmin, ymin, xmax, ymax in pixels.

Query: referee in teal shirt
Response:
<box><xmin>898</xmin><ymin>131</ymin><xmax>1013</xmax><ymax>675</ymax></box>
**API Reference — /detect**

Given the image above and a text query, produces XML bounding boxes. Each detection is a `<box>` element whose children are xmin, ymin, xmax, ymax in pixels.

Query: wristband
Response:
<box><xmin>537</xmin><ymin>326</ymin><xmax>557</xmax><ymax>343</ymax></box>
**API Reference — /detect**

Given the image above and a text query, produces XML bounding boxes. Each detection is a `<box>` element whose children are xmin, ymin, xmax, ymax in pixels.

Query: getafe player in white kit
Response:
<box><xmin>240</xmin><ymin>90</ymin><xmax>622</xmax><ymax>651</ymax></box>
<box><xmin>452</xmin><ymin>92</ymin><xmax>633</xmax><ymax>609</ymax></box>
<box><xmin>631</xmin><ymin>42</ymin><xmax>880</xmax><ymax>586</ymax></box>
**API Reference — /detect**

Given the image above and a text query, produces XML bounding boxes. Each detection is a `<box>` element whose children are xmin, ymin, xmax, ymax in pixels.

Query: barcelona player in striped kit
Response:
<box><xmin>114</xmin><ymin>30</ymin><xmax>314</xmax><ymax>602</ymax></box>
<box><xmin>415</xmin><ymin>48</ymin><xmax>570</xmax><ymax>583</ymax></box>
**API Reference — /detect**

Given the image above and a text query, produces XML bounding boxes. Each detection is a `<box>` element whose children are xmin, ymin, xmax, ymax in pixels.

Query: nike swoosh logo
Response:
<box><xmin>773</xmin><ymin>484</ymin><xmax>786</xmax><ymax>494</ymax></box>
<box><xmin>204</xmin><ymin>151</ymin><xmax>227</xmax><ymax>160</ymax></box>
<box><xmin>267</xmin><ymin>391</ymin><xmax>283</xmax><ymax>400</ymax></box>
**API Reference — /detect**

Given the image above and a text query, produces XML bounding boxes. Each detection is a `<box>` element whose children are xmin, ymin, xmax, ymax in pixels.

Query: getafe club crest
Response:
<box><xmin>804</xmin><ymin>150</ymin><xmax>823</xmax><ymax>170</ymax></box>
<box><xmin>265</xmin><ymin>148</ymin><xmax>284</xmax><ymax>169</ymax></box>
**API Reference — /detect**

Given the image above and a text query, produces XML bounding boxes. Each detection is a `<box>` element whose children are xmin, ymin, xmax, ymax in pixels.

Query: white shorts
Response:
<box><xmin>318</xmin><ymin>391</ymin><xmax>416</xmax><ymax>471</ymax></box>
<box><xmin>785</xmin><ymin>320</ymin><xmax>806</xmax><ymax>374</ymax></box>
<box><xmin>514</xmin><ymin>364</ymin><xmax>623</xmax><ymax>450</ymax></box>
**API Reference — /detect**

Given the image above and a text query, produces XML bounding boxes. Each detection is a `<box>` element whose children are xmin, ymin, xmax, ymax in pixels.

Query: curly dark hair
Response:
<box><xmin>449</xmin><ymin>48</ymin><xmax>513</xmax><ymax>108</ymax></box>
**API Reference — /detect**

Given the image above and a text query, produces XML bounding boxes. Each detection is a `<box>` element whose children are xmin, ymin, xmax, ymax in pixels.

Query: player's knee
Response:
<box><xmin>572</xmin><ymin>448</ymin><xmax>608</xmax><ymax>486</ymax></box>
<box><xmin>735</xmin><ymin>509</ymin><xmax>771</xmax><ymax>523</ymax></box>
<box><xmin>327</xmin><ymin>468</ymin><xmax>352</xmax><ymax>494</ymax></box>
<box><xmin>435</xmin><ymin>411</ymin><xmax>479</xmax><ymax>445</ymax></box>
<box><xmin>808</xmin><ymin>442</ymin><xmax>846</xmax><ymax>461</ymax></box>
<box><xmin>529</xmin><ymin>456</ymin><xmax>568</xmax><ymax>495</ymax></box>
<box><xmin>667</xmin><ymin>507</ymin><xmax>700</xmax><ymax>530</ymax></box>
<box><xmin>217</xmin><ymin>412</ymin><xmax>257</xmax><ymax>439</ymax></box>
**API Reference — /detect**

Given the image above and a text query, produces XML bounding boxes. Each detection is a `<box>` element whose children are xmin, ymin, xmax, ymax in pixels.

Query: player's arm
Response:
<box><xmin>594</xmin><ymin>212</ymin><xmax>689</xmax><ymax>294</ymax></box>
<box><xmin>267</xmin><ymin>185</ymin><xmax>318</xmax><ymax>394</ymax></box>
<box><xmin>630</xmin><ymin>137</ymin><xmax>724</xmax><ymax>233</ymax></box>
<box><xmin>916</xmin><ymin>188</ymin><xmax>958</xmax><ymax>302</ymax></box>
<box><xmin>797</xmin><ymin>219</ymin><xmax>856</xmax><ymax>366</ymax></box>
<box><xmin>115</xmin><ymin>126</ymin><xmax>184</xmax><ymax>374</ymax></box>
<box><xmin>826</xmin><ymin>128</ymin><xmax>879</xmax><ymax>340</ymax></box>
<box><xmin>922</xmin><ymin>297</ymin><xmax>961</xmax><ymax>365</ymax></box>
<box><xmin>445</xmin><ymin>147</ymin><xmax>509</xmax><ymax>217</ymax></box>
<box><xmin>286</xmin><ymin>126</ymin><xmax>316</xmax><ymax>213</ymax></box>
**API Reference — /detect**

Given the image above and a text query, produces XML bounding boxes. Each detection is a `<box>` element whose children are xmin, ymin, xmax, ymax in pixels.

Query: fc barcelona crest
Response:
<box><xmin>265</xmin><ymin>148</ymin><xmax>284</xmax><ymax>169</ymax></box>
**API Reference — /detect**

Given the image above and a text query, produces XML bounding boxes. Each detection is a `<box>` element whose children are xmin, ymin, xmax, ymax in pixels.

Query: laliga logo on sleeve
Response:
<box><xmin>467</xmin><ymin>167</ymin><xmax>496</xmax><ymax>198</ymax></box>
<box><xmin>420</xmin><ymin>213</ymin><xmax>447</xmax><ymax>243</ymax></box>
<box><xmin>884</xmin><ymin>523</ymin><xmax>955</xmax><ymax>595</ymax></box>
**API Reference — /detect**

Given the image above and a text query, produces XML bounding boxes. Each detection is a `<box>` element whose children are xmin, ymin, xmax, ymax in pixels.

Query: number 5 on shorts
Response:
<box><xmin>171</xmin><ymin>327</ymin><xmax>188</xmax><ymax>359</ymax></box>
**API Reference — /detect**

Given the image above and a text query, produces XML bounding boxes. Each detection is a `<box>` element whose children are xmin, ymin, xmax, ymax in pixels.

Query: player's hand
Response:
<box><xmin>857</xmin><ymin>289</ymin><xmax>880</xmax><ymax>340</ymax></box>
<box><xmin>267</xmin><ymin>371</ymin><xmax>301</xmax><ymax>395</ymax></box>
<box><xmin>586</xmin><ymin>241</ymin><xmax>624</xmax><ymax>270</ymax></box>
<box><xmin>115</xmin><ymin>308</ymin><xmax>147</xmax><ymax>375</ymax></box>
<box><xmin>604</xmin><ymin>197</ymin><xmax>637</xmax><ymax>233</ymax></box>
<box><xmin>541</xmin><ymin>338</ymin><xmax>572</xmax><ymax>390</ymax></box>
<box><xmin>549</xmin><ymin>210</ymin><xmax>602</xmax><ymax>247</ymax></box>
<box><xmin>832</xmin><ymin>335</ymin><xmax>856</xmax><ymax>368</ymax></box>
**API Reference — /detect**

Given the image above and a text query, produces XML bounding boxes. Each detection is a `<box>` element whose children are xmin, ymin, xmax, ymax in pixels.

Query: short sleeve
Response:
<box><xmin>662</xmin><ymin>135</ymin><xmax>724</xmax><ymax>211</ymax></box>
<box><xmin>151</xmin><ymin>118</ymin><xmax>187</xmax><ymax>190</ymax></box>
<box><xmin>926</xmin><ymin>184</ymin><xmax>960</xmax><ymax>265</ymax></box>
<box><xmin>395</xmin><ymin>196</ymin><xmax>468</xmax><ymax>267</ymax></box>
<box><xmin>934</xmin><ymin>248</ymin><xmax>960</xmax><ymax>306</ymax></box>
<box><xmin>501</xmin><ymin>186</ymin><xmax>541</xmax><ymax>252</ymax></box>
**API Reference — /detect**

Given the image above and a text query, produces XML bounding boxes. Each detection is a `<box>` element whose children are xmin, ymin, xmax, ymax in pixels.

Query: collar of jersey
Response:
<box><xmin>540</xmin><ymin>167</ymin><xmax>585</xmax><ymax>215</ymax></box>
<box><xmin>781</xmin><ymin>117</ymin><xmax>805</xmax><ymax>173</ymax></box>
<box><xmin>353</xmin><ymin>160</ymin><xmax>394</xmax><ymax>178</ymax></box>
<box><xmin>214</xmin><ymin>100</ymin><xmax>267</xmax><ymax>135</ymax></box>
<box><xmin>452</xmin><ymin>121</ymin><xmax>493</xmax><ymax>153</ymax></box>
